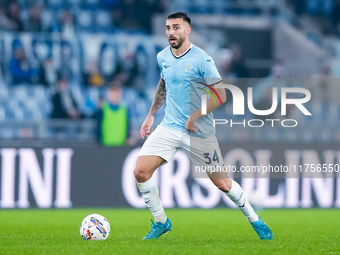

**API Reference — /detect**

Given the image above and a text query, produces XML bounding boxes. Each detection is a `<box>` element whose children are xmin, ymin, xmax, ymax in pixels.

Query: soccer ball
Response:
<box><xmin>80</xmin><ymin>214</ymin><xmax>110</xmax><ymax>240</ymax></box>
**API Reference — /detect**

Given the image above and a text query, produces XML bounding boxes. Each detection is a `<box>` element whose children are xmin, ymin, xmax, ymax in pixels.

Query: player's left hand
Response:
<box><xmin>185</xmin><ymin>117</ymin><xmax>198</xmax><ymax>133</ymax></box>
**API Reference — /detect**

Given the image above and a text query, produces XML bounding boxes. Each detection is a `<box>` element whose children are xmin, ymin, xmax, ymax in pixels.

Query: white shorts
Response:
<box><xmin>139</xmin><ymin>125</ymin><xmax>225</xmax><ymax>169</ymax></box>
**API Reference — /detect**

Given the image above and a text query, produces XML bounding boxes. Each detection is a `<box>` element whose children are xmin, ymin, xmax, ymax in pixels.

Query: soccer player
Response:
<box><xmin>134</xmin><ymin>12</ymin><xmax>273</xmax><ymax>240</ymax></box>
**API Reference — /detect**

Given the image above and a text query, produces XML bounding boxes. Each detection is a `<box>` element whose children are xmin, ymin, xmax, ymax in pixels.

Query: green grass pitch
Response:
<box><xmin>0</xmin><ymin>208</ymin><xmax>339</xmax><ymax>255</ymax></box>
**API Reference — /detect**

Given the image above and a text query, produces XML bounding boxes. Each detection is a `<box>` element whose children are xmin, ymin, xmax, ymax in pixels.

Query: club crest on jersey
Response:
<box><xmin>183</xmin><ymin>64</ymin><xmax>191</xmax><ymax>73</ymax></box>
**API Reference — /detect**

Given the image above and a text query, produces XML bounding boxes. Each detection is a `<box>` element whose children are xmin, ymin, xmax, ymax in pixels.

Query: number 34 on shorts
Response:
<box><xmin>203</xmin><ymin>150</ymin><xmax>220</xmax><ymax>165</ymax></box>
<box><xmin>188</xmin><ymin>136</ymin><xmax>224</xmax><ymax>168</ymax></box>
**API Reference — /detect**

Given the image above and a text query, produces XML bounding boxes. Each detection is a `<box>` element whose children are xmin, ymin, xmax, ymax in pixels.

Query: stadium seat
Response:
<box><xmin>0</xmin><ymin>84</ymin><xmax>9</xmax><ymax>100</ymax></box>
<box><xmin>76</xmin><ymin>10</ymin><xmax>93</xmax><ymax>32</ymax></box>
<box><xmin>5</xmin><ymin>104</ymin><xmax>24</xmax><ymax>120</ymax></box>
<box><xmin>46</xmin><ymin>0</ymin><xmax>64</xmax><ymax>10</ymax></box>
<box><xmin>95</xmin><ymin>10</ymin><xmax>112</xmax><ymax>33</ymax></box>
<box><xmin>28</xmin><ymin>85</ymin><xmax>49</xmax><ymax>100</ymax></box>
<box><xmin>67</xmin><ymin>0</ymin><xmax>83</xmax><ymax>8</ymax></box>
<box><xmin>41</xmin><ymin>9</ymin><xmax>54</xmax><ymax>31</ymax></box>
<box><xmin>11</xmin><ymin>85</ymin><xmax>29</xmax><ymax>102</ymax></box>
<box><xmin>22</xmin><ymin>107</ymin><xmax>43</xmax><ymax>121</ymax></box>
<box><xmin>84</xmin><ymin>0</ymin><xmax>100</xmax><ymax>9</ymax></box>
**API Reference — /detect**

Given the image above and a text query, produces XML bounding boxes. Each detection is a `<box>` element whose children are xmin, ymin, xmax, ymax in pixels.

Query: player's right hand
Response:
<box><xmin>140</xmin><ymin>115</ymin><xmax>154</xmax><ymax>139</ymax></box>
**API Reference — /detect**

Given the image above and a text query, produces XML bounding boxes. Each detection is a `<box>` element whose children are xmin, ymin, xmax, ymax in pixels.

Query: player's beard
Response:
<box><xmin>169</xmin><ymin>35</ymin><xmax>185</xmax><ymax>49</ymax></box>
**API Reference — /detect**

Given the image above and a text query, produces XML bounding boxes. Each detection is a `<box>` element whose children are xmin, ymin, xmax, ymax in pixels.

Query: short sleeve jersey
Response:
<box><xmin>157</xmin><ymin>44</ymin><xmax>222</xmax><ymax>138</ymax></box>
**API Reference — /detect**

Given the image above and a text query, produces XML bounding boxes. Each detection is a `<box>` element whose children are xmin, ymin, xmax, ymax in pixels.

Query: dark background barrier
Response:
<box><xmin>0</xmin><ymin>143</ymin><xmax>339</xmax><ymax>209</ymax></box>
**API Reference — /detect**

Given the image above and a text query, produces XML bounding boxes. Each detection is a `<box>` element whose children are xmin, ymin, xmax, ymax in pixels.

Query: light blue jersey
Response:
<box><xmin>157</xmin><ymin>44</ymin><xmax>222</xmax><ymax>138</ymax></box>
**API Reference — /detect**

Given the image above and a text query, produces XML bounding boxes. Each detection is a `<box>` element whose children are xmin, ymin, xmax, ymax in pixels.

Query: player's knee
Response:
<box><xmin>133</xmin><ymin>168</ymin><xmax>143</xmax><ymax>181</ymax></box>
<box><xmin>133</xmin><ymin>167</ymin><xmax>151</xmax><ymax>183</ymax></box>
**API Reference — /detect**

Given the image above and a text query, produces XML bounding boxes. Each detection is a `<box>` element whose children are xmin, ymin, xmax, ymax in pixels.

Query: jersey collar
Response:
<box><xmin>170</xmin><ymin>43</ymin><xmax>192</xmax><ymax>59</ymax></box>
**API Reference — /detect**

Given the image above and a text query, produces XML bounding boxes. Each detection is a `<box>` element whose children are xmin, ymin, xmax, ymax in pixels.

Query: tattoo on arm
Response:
<box><xmin>150</xmin><ymin>79</ymin><xmax>166</xmax><ymax>116</ymax></box>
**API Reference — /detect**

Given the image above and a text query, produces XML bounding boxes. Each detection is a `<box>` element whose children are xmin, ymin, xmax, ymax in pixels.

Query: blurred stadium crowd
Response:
<box><xmin>0</xmin><ymin>0</ymin><xmax>340</xmax><ymax>143</ymax></box>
